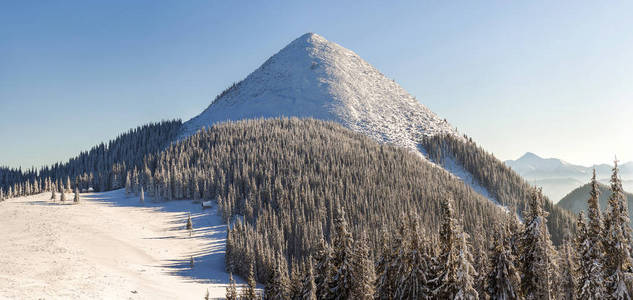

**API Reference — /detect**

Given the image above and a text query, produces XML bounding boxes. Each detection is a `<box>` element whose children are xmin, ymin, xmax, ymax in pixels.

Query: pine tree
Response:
<box><xmin>519</xmin><ymin>188</ymin><xmax>558</xmax><ymax>300</ymax></box>
<box><xmin>73</xmin><ymin>187</ymin><xmax>80</xmax><ymax>203</ymax></box>
<box><xmin>226</xmin><ymin>272</ymin><xmax>238</xmax><ymax>300</ymax></box>
<box><xmin>301</xmin><ymin>257</ymin><xmax>317</xmax><ymax>300</ymax></box>
<box><xmin>577</xmin><ymin>170</ymin><xmax>606</xmax><ymax>299</ymax></box>
<box><xmin>140</xmin><ymin>186</ymin><xmax>144</xmax><ymax>203</ymax></box>
<box><xmin>329</xmin><ymin>206</ymin><xmax>356</xmax><ymax>299</ymax></box>
<box><xmin>603</xmin><ymin>160</ymin><xmax>633</xmax><ymax>299</ymax></box>
<box><xmin>487</xmin><ymin>226</ymin><xmax>521</xmax><ymax>300</ymax></box>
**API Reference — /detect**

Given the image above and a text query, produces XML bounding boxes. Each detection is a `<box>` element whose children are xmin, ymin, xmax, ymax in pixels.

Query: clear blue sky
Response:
<box><xmin>1</xmin><ymin>1</ymin><xmax>631</xmax><ymax>168</ymax></box>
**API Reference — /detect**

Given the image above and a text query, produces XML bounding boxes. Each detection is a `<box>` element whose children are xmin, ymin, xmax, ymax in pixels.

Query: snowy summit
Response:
<box><xmin>181</xmin><ymin>33</ymin><xmax>458</xmax><ymax>151</ymax></box>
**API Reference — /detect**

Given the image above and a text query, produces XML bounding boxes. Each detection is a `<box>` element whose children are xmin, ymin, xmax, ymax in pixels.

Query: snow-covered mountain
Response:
<box><xmin>505</xmin><ymin>152</ymin><xmax>633</xmax><ymax>202</ymax></box>
<box><xmin>180</xmin><ymin>33</ymin><xmax>458</xmax><ymax>151</ymax></box>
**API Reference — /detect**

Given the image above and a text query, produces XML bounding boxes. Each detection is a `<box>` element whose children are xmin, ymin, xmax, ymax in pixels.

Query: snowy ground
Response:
<box><xmin>0</xmin><ymin>189</ymin><xmax>241</xmax><ymax>299</ymax></box>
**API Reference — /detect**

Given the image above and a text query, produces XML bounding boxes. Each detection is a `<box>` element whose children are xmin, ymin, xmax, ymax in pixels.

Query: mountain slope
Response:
<box><xmin>181</xmin><ymin>33</ymin><xmax>577</xmax><ymax>244</ymax></box>
<box><xmin>181</xmin><ymin>33</ymin><xmax>457</xmax><ymax>151</ymax></box>
<box><xmin>557</xmin><ymin>182</ymin><xmax>633</xmax><ymax>226</ymax></box>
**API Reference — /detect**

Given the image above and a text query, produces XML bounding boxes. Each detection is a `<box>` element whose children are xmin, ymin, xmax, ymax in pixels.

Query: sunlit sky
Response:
<box><xmin>1</xmin><ymin>1</ymin><xmax>631</xmax><ymax>169</ymax></box>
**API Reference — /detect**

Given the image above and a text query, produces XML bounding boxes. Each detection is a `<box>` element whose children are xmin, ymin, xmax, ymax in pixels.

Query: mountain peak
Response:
<box><xmin>180</xmin><ymin>33</ymin><xmax>458</xmax><ymax>151</ymax></box>
<box><xmin>519</xmin><ymin>152</ymin><xmax>541</xmax><ymax>161</ymax></box>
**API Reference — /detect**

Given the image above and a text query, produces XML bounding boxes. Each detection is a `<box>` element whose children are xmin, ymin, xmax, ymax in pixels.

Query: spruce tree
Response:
<box><xmin>140</xmin><ymin>186</ymin><xmax>144</xmax><ymax>203</ymax></box>
<box><xmin>394</xmin><ymin>218</ymin><xmax>432</xmax><ymax>299</ymax></box>
<box><xmin>352</xmin><ymin>230</ymin><xmax>375</xmax><ymax>299</ymax></box>
<box><xmin>314</xmin><ymin>235</ymin><xmax>333</xmax><ymax>300</ymax></box>
<box><xmin>560</xmin><ymin>240</ymin><xmax>577</xmax><ymax>300</ymax></box>
<box><xmin>301</xmin><ymin>257</ymin><xmax>317</xmax><ymax>300</ymax></box>
<box><xmin>242</xmin><ymin>262</ymin><xmax>259</xmax><ymax>300</ymax></box>
<box><xmin>329</xmin><ymin>206</ymin><xmax>355</xmax><ymax>299</ymax></box>
<box><xmin>60</xmin><ymin>190</ymin><xmax>66</xmax><ymax>202</ymax></box>
<box><xmin>73</xmin><ymin>187</ymin><xmax>80</xmax><ymax>203</ymax></box>
<box><xmin>187</xmin><ymin>213</ymin><xmax>193</xmax><ymax>230</ymax></box>
<box><xmin>51</xmin><ymin>188</ymin><xmax>56</xmax><ymax>201</ymax></box>
<box><xmin>226</xmin><ymin>272</ymin><xmax>238</xmax><ymax>300</ymax></box>
<box><xmin>454</xmin><ymin>232</ymin><xmax>478</xmax><ymax>300</ymax></box>
<box><xmin>577</xmin><ymin>170</ymin><xmax>606</xmax><ymax>299</ymax></box>
<box><xmin>487</xmin><ymin>226</ymin><xmax>521</xmax><ymax>300</ymax></box>
<box><xmin>603</xmin><ymin>160</ymin><xmax>633</xmax><ymax>299</ymax></box>
<box><xmin>519</xmin><ymin>188</ymin><xmax>558</xmax><ymax>300</ymax></box>
<box><xmin>375</xmin><ymin>226</ymin><xmax>398</xmax><ymax>300</ymax></box>
<box><xmin>434</xmin><ymin>197</ymin><xmax>461</xmax><ymax>299</ymax></box>
<box><xmin>265</xmin><ymin>251</ymin><xmax>290</xmax><ymax>300</ymax></box>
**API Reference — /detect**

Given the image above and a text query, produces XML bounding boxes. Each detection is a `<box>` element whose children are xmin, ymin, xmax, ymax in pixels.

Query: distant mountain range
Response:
<box><xmin>505</xmin><ymin>152</ymin><xmax>633</xmax><ymax>202</ymax></box>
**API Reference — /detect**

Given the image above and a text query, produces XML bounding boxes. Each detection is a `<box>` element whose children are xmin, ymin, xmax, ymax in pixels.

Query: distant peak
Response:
<box><xmin>519</xmin><ymin>152</ymin><xmax>541</xmax><ymax>160</ymax></box>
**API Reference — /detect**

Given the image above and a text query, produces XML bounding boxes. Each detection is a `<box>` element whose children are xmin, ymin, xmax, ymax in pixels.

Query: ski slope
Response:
<box><xmin>0</xmin><ymin>190</ymin><xmax>244</xmax><ymax>300</ymax></box>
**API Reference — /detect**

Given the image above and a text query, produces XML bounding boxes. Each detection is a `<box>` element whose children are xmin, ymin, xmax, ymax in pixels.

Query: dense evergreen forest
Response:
<box><xmin>2</xmin><ymin>118</ymin><xmax>632</xmax><ymax>299</ymax></box>
<box><xmin>246</xmin><ymin>165</ymin><xmax>632</xmax><ymax>299</ymax></box>
<box><xmin>0</xmin><ymin>120</ymin><xmax>181</xmax><ymax>196</ymax></box>
<box><xmin>422</xmin><ymin>135</ymin><xmax>577</xmax><ymax>244</ymax></box>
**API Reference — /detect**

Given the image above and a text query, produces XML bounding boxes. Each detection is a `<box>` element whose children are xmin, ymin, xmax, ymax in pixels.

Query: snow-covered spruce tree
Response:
<box><xmin>60</xmin><ymin>189</ymin><xmax>66</xmax><ymax>202</ymax></box>
<box><xmin>125</xmin><ymin>172</ymin><xmax>131</xmax><ymax>195</ymax></box>
<box><xmin>560</xmin><ymin>240</ymin><xmax>577</xmax><ymax>300</ymax></box>
<box><xmin>242</xmin><ymin>262</ymin><xmax>259</xmax><ymax>300</ymax></box>
<box><xmin>471</xmin><ymin>227</ymin><xmax>490</xmax><ymax>300</ymax></box>
<box><xmin>434</xmin><ymin>197</ymin><xmax>461</xmax><ymax>299</ymax></box>
<box><xmin>313</xmin><ymin>235</ymin><xmax>333</xmax><ymax>300</ymax></box>
<box><xmin>394</xmin><ymin>218</ymin><xmax>432</xmax><ymax>299</ymax></box>
<box><xmin>603</xmin><ymin>160</ymin><xmax>633</xmax><ymax>299</ymax></box>
<box><xmin>73</xmin><ymin>187</ymin><xmax>80</xmax><ymax>203</ymax></box>
<box><xmin>186</xmin><ymin>213</ymin><xmax>193</xmax><ymax>230</ymax></box>
<box><xmin>226</xmin><ymin>272</ymin><xmax>238</xmax><ymax>300</ymax></box>
<box><xmin>351</xmin><ymin>230</ymin><xmax>375</xmax><ymax>300</ymax></box>
<box><xmin>329</xmin><ymin>206</ymin><xmax>355</xmax><ymax>299</ymax></box>
<box><xmin>289</xmin><ymin>258</ymin><xmax>303</xmax><ymax>299</ymax></box>
<box><xmin>375</xmin><ymin>225</ymin><xmax>399</xmax><ymax>300</ymax></box>
<box><xmin>576</xmin><ymin>170</ymin><xmax>606</xmax><ymax>299</ymax></box>
<box><xmin>487</xmin><ymin>226</ymin><xmax>521</xmax><ymax>300</ymax></box>
<box><xmin>51</xmin><ymin>188</ymin><xmax>56</xmax><ymax>201</ymax></box>
<box><xmin>454</xmin><ymin>232</ymin><xmax>478</xmax><ymax>300</ymax></box>
<box><xmin>518</xmin><ymin>188</ymin><xmax>558</xmax><ymax>300</ymax></box>
<box><xmin>65</xmin><ymin>176</ymin><xmax>71</xmax><ymax>193</ymax></box>
<box><xmin>264</xmin><ymin>251</ymin><xmax>290</xmax><ymax>300</ymax></box>
<box><xmin>140</xmin><ymin>186</ymin><xmax>144</xmax><ymax>203</ymax></box>
<box><xmin>301</xmin><ymin>256</ymin><xmax>317</xmax><ymax>300</ymax></box>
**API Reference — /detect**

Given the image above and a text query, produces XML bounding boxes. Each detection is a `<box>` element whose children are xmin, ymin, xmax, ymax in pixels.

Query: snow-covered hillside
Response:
<box><xmin>181</xmin><ymin>33</ymin><xmax>458</xmax><ymax>151</ymax></box>
<box><xmin>0</xmin><ymin>190</ymin><xmax>247</xmax><ymax>300</ymax></box>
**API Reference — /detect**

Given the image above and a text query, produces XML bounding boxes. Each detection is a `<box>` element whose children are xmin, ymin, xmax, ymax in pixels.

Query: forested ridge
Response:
<box><xmin>422</xmin><ymin>134</ymin><xmax>577</xmax><ymax>244</ymax></box>
<box><xmin>0</xmin><ymin>120</ymin><xmax>181</xmax><ymax>195</ymax></box>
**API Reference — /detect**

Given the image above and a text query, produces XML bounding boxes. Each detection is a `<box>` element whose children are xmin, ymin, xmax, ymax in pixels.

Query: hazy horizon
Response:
<box><xmin>2</xmin><ymin>1</ymin><xmax>631</xmax><ymax>169</ymax></box>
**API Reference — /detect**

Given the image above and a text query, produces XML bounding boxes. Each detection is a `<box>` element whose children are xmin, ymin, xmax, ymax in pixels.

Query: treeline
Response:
<box><xmin>0</xmin><ymin>120</ymin><xmax>181</xmax><ymax>199</ymax></box>
<box><xmin>249</xmin><ymin>164</ymin><xmax>633</xmax><ymax>299</ymax></box>
<box><xmin>422</xmin><ymin>134</ymin><xmax>577</xmax><ymax>244</ymax></box>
